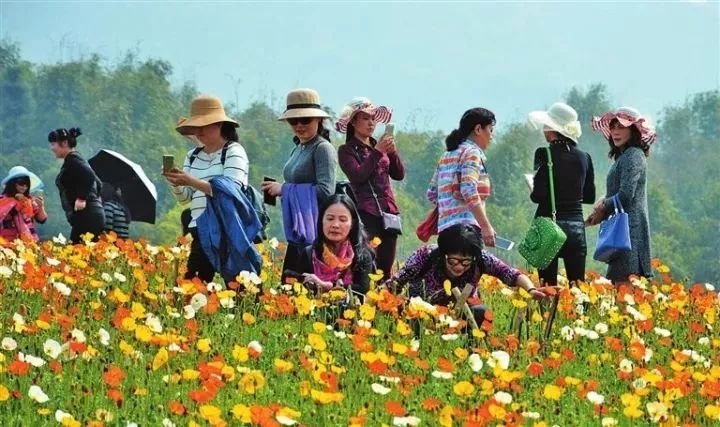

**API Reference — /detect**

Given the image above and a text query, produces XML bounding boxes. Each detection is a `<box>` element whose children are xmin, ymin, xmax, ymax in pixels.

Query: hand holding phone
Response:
<box><xmin>383</xmin><ymin>123</ymin><xmax>395</xmax><ymax>137</ymax></box>
<box><xmin>162</xmin><ymin>155</ymin><xmax>175</xmax><ymax>173</ymax></box>
<box><xmin>262</xmin><ymin>176</ymin><xmax>277</xmax><ymax>206</ymax></box>
<box><xmin>494</xmin><ymin>236</ymin><xmax>515</xmax><ymax>251</ymax></box>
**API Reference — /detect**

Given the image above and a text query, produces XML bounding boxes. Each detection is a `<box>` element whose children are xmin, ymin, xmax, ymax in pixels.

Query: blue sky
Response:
<box><xmin>1</xmin><ymin>1</ymin><xmax>718</xmax><ymax>131</ymax></box>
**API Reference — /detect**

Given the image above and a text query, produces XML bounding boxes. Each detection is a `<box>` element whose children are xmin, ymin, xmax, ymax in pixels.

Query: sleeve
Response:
<box><xmin>313</xmin><ymin>142</ymin><xmax>337</xmax><ymax>203</ymax></box>
<box><xmin>68</xmin><ymin>156</ymin><xmax>98</xmax><ymax>200</ymax></box>
<box><xmin>583</xmin><ymin>152</ymin><xmax>596</xmax><ymax>204</ymax></box>
<box><xmin>31</xmin><ymin>198</ymin><xmax>47</xmax><ymax>224</ymax></box>
<box><xmin>426</xmin><ymin>167</ymin><xmax>438</xmax><ymax>204</ymax></box>
<box><xmin>530</xmin><ymin>147</ymin><xmax>548</xmax><ymax>203</ymax></box>
<box><xmin>387</xmin><ymin>150</ymin><xmax>406</xmax><ymax>181</ymax></box>
<box><xmin>480</xmin><ymin>251</ymin><xmax>521</xmax><ymax>286</ymax></box>
<box><xmin>223</xmin><ymin>144</ymin><xmax>249</xmax><ymax>186</ymax></box>
<box><xmin>338</xmin><ymin>144</ymin><xmax>382</xmax><ymax>183</ymax></box>
<box><xmin>389</xmin><ymin>246</ymin><xmax>433</xmax><ymax>286</ymax></box>
<box><xmin>460</xmin><ymin>148</ymin><xmax>489</xmax><ymax>208</ymax></box>
<box><xmin>172</xmin><ymin>150</ymin><xmax>194</xmax><ymax>204</ymax></box>
<box><xmin>603</xmin><ymin>149</ymin><xmax>645</xmax><ymax>215</ymax></box>
<box><xmin>103</xmin><ymin>203</ymin><xmax>114</xmax><ymax>232</ymax></box>
<box><xmin>351</xmin><ymin>249</ymin><xmax>373</xmax><ymax>295</ymax></box>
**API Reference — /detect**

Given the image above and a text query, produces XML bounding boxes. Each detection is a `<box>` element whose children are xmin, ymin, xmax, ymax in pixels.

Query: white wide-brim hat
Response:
<box><xmin>1</xmin><ymin>166</ymin><xmax>44</xmax><ymax>192</ymax></box>
<box><xmin>528</xmin><ymin>102</ymin><xmax>582</xmax><ymax>142</ymax></box>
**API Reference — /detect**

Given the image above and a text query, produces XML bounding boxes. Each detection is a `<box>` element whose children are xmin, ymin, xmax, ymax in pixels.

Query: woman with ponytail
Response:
<box><xmin>427</xmin><ymin>108</ymin><xmax>497</xmax><ymax>247</ymax></box>
<box><xmin>49</xmin><ymin>127</ymin><xmax>105</xmax><ymax>243</ymax></box>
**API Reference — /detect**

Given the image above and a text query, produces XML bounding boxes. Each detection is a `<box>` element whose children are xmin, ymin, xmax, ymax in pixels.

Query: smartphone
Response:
<box><xmin>383</xmin><ymin>123</ymin><xmax>395</xmax><ymax>137</ymax></box>
<box><xmin>263</xmin><ymin>176</ymin><xmax>277</xmax><ymax>206</ymax></box>
<box><xmin>162</xmin><ymin>155</ymin><xmax>174</xmax><ymax>173</ymax></box>
<box><xmin>494</xmin><ymin>236</ymin><xmax>515</xmax><ymax>251</ymax></box>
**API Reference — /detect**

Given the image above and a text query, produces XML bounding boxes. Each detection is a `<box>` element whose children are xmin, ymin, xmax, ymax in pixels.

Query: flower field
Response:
<box><xmin>0</xmin><ymin>234</ymin><xmax>719</xmax><ymax>426</ymax></box>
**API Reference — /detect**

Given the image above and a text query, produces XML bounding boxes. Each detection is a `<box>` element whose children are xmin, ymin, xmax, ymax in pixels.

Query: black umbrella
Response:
<box><xmin>89</xmin><ymin>149</ymin><xmax>158</xmax><ymax>224</ymax></box>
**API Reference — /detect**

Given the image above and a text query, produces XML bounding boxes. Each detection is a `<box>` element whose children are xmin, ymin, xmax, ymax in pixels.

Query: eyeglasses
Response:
<box><xmin>445</xmin><ymin>255</ymin><xmax>475</xmax><ymax>267</ymax></box>
<box><xmin>287</xmin><ymin>117</ymin><xmax>314</xmax><ymax>126</ymax></box>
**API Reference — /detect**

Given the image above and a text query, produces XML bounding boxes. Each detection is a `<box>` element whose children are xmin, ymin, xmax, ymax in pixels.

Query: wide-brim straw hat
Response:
<box><xmin>528</xmin><ymin>102</ymin><xmax>582</xmax><ymax>143</ymax></box>
<box><xmin>175</xmin><ymin>95</ymin><xmax>238</xmax><ymax>135</ymax></box>
<box><xmin>335</xmin><ymin>97</ymin><xmax>393</xmax><ymax>134</ymax></box>
<box><xmin>277</xmin><ymin>88</ymin><xmax>331</xmax><ymax>121</ymax></box>
<box><xmin>591</xmin><ymin>106</ymin><xmax>657</xmax><ymax>145</ymax></box>
<box><xmin>2</xmin><ymin>165</ymin><xmax>44</xmax><ymax>192</ymax></box>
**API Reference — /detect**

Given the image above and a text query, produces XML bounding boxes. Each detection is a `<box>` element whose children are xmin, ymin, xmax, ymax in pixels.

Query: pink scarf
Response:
<box><xmin>311</xmin><ymin>241</ymin><xmax>354</xmax><ymax>286</ymax></box>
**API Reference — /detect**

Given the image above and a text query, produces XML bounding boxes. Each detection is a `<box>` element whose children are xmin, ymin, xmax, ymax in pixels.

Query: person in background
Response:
<box><xmin>49</xmin><ymin>128</ymin><xmax>105</xmax><ymax>244</ymax></box>
<box><xmin>101</xmin><ymin>181</ymin><xmax>131</xmax><ymax>239</ymax></box>
<box><xmin>528</xmin><ymin>102</ymin><xmax>595</xmax><ymax>286</ymax></box>
<box><xmin>387</xmin><ymin>224</ymin><xmax>552</xmax><ymax>327</ymax></box>
<box><xmin>427</xmin><ymin>108</ymin><xmax>497</xmax><ymax>247</ymax></box>
<box><xmin>293</xmin><ymin>194</ymin><xmax>374</xmax><ymax>295</ymax></box>
<box><xmin>587</xmin><ymin>107</ymin><xmax>656</xmax><ymax>284</ymax></box>
<box><xmin>0</xmin><ymin>166</ymin><xmax>47</xmax><ymax>242</ymax></box>
<box><xmin>164</xmin><ymin>95</ymin><xmax>249</xmax><ymax>282</ymax></box>
<box><xmin>261</xmin><ymin>88</ymin><xmax>337</xmax><ymax>283</ymax></box>
<box><xmin>336</xmin><ymin>97</ymin><xmax>403</xmax><ymax>281</ymax></box>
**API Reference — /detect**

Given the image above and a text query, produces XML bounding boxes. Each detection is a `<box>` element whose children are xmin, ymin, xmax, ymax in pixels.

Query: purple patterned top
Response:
<box><xmin>389</xmin><ymin>245</ymin><xmax>521</xmax><ymax>305</ymax></box>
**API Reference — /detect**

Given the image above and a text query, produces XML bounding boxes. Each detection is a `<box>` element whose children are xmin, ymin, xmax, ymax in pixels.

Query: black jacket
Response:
<box><xmin>55</xmin><ymin>152</ymin><xmax>103</xmax><ymax>217</ymax></box>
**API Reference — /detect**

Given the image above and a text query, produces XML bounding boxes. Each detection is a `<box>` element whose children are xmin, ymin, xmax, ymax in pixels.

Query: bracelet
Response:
<box><xmin>526</xmin><ymin>287</ymin><xmax>537</xmax><ymax>293</ymax></box>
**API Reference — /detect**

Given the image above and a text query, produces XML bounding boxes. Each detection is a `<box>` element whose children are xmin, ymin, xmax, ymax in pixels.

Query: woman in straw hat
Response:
<box><xmin>427</xmin><ymin>108</ymin><xmax>497</xmax><ymax>247</ymax></box>
<box><xmin>0</xmin><ymin>166</ymin><xmax>48</xmax><ymax>242</ymax></box>
<box><xmin>528</xmin><ymin>102</ymin><xmax>596</xmax><ymax>286</ymax></box>
<box><xmin>261</xmin><ymin>88</ymin><xmax>337</xmax><ymax>283</ymax></box>
<box><xmin>586</xmin><ymin>107</ymin><xmax>656</xmax><ymax>284</ymax></box>
<box><xmin>164</xmin><ymin>95</ymin><xmax>249</xmax><ymax>282</ymax></box>
<box><xmin>49</xmin><ymin>127</ymin><xmax>105</xmax><ymax>244</ymax></box>
<box><xmin>336</xmin><ymin>97</ymin><xmax>403</xmax><ymax>280</ymax></box>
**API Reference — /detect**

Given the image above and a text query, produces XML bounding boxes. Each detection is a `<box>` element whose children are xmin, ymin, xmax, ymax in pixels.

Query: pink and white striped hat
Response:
<box><xmin>335</xmin><ymin>97</ymin><xmax>392</xmax><ymax>134</ymax></box>
<box><xmin>591</xmin><ymin>107</ymin><xmax>657</xmax><ymax>145</ymax></box>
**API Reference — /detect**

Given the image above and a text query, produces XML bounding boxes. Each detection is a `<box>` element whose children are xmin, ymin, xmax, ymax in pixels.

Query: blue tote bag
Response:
<box><xmin>594</xmin><ymin>194</ymin><xmax>632</xmax><ymax>262</ymax></box>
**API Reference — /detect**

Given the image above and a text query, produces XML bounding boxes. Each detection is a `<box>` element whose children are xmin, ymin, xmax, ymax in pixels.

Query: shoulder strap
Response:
<box><xmin>351</xmin><ymin>145</ymin><xmax>384</xmax><ymax>214</ymax></box>
<box><xmin>545</xmin><ymin>146</ymin><xmax>557</xmax><ymax>221</ymax></box>
<box><xmin>188</xmin><ymin>146</ymin><xmax>204</xmax><ymax>166</ymax></box>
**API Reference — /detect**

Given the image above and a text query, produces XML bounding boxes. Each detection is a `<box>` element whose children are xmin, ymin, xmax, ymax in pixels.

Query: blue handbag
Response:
<box><xmin>593</xmin><ymin>195</ymin><xmax>632</xmax><ymax>262</ymax></box>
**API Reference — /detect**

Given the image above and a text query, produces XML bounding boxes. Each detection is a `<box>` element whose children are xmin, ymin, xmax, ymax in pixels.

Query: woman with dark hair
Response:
<box><xmin>387</xmin><ymin>224</ymin><xmax>550</xmax><ymax>326</ymax></box>
<box><xmin>528</xmin><ymin>102</ymin><xmax>595</xmax><ymax>286</ymax></box>
<box><xmin>261</xmin><ymin>89</ymin><xmax>338</xmax><ymax>283</ymax></box>
<box><xmin>587</xmin><ymin>107</ymin><xmax>656</xmax><ymax>284</ymax></box>
<box><xmin>336</xmin><ymin>97</ymin><xmax>403</xmax><ymax>280</ymax></box>
<box><xmin>164</xmin><ymin>95</ymin><xmax>249</xmax><ymax>282</ymax></box>
<box><xmin>101</xmin><ymin>182</ymin><xmax>131</xmax><ymax>239</ymax></box>
<box><xmin>427</xmin><ymin>108</ymin><xmax>497</xmax><ymax>247</ymax></box>
<box><xmin>293</xmin><ymin>194</ymin><xmax>374</xmax><ymax>295</ymax></box>
<box><xmin>0</xmin><ymin>166</ymin><xmax>47</xmax><ymax>242</ymax></box>
<box><xmin>49</xmin><ymin>127</ymin><xmax>105</xmax><ymax>244</ymax></box>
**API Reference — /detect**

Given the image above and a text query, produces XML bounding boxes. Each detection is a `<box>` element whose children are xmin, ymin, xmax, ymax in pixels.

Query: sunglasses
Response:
<box><xmin>445</xmin><ymin>255</ymin><xmax>475</xmax><ymax>267</ymax></box>
<box><xmin>287</xmin><ymin>117</ymin><xmax>314</xmax><ymax>126</ymax></box>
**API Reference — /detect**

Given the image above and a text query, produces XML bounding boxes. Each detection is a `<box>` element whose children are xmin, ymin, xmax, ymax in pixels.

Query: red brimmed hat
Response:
<box><xmin>591</xmin><ymin>107</ymin><xmax>657</xmax><ymax>145</ymax></box>
<box><xmin>335</xmin><ymin>97</ymin><xmax>392</xmax><ymax>134</ymax></box>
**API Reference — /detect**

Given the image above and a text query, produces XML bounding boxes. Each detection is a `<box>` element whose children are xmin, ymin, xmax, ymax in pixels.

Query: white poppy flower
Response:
<box><xmin>487</xmin><ymin>351</ymin><xmax>510</xmax><ymax>370</ymax></box>
<box><xmin>189</xmin><ymin>293</ymin><xmax>207</xmax><ymax>311</ymax></box>
<box><xmin>468</xmin><ymin>353</ymin><xmax>483</xmax><ymax>372</ymax></box>
<box><xmin>431</xmin><ymin>370</ymin><xmax>453</xmax><ymax>379</ymax></box>
<box><xmin>393</xmin><ymin>416</ymin><xmax>421</xmax><ymax>426</ymax></box>
<box><xmin>587</xmin><ymin>391</ymin><xmax>605</xmax><ymax>405</ymax></box>
<box><xmin>28</xmin><ymin>385</ymin><xmax>49</xmax><ymax>403</ymax></box>
<box><xmin>98</xmin><ymin>328</ymin><xmax>111</xmax><ymax>346</ymax></box>
<box><xmin>494</xmin><ymin>391</ymin><xmax>513</xmax><ymax>405</ymax></box>
<box><xmin>248</xmin><ymin>341</ymin><xmax>263</xmax><ymax>354</ymax></box>
<box><xmin>371</xmin><ymin>383</ymin><xmax>391</xmax><ymax>395</ymax></box>
<box><xmin>43</xmin><ymin>339</ymin><xmax>63</xmax><ymax>359</ymax></box>
<box><xmin>183</xmin><ymin>305</ymin><xmax>196</xmax><ymax>319</ymax></box>
<box><xmin>1</xmin><ymin>337</ymin><xmax>17</xmax><ymax>351</ymax></box>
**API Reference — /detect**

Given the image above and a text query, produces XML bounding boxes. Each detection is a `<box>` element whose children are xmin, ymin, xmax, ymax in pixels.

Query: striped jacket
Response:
<box><xmin>427</xmin><ymin>140</ymin><xmax>491</xmax><ymax>231</ymax></box>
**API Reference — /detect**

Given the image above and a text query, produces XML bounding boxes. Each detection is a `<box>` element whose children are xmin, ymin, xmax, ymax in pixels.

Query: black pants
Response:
<box><xmin>185</xmin><ymin>228</ymin><xmax>216</xmax><ymax>283</ymax></box>
<box><xmin>359</xmin><ymin>211</ymin><xmax>398</xmax><ymax>281</ymax></box>
<box><xmin>538</xmin><ymin>220</ymin><xmax>587</xmax><ymax>286</ymax></box>
<box><xmin>281</xmin><ymin>242</ymin><xmax>307</xmax><ymax>284</ymax></box>
<box><xmin>68</xmin><ymin>207</ymin><xmax>105</xmax><ymax>244</ymax></box>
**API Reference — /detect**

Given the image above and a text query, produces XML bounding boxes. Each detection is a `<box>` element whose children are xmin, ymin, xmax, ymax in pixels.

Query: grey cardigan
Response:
<box><xmin>601</xmin><ymin>146</ymin><xmax>652</xmax><ymax>281</ymax></box>
<box><xmin>282</xmin><ymin>135</ymin><xmax>337</xmax><ymax>205</ymax></box>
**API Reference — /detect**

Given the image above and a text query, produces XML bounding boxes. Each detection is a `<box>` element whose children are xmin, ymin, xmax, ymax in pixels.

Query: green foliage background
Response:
<box><xmin>1</xmin><ymin>40</ymin><xmax>717</xmax><ymax>284</ymax></box>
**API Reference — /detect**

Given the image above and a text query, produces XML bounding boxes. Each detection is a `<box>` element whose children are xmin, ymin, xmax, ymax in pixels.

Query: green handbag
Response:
<box><xmin>518</xmin><ymin>147</ymin><xmax>567</xmax><ymax>269</ymax></box>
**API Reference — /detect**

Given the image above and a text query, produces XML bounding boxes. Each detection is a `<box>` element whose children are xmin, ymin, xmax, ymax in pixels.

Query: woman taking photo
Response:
<box><xmin>0</xmin><ymin>166</ymin><xmax>47</xmax><ymax>242</ymax></box>
<box><xmin>528</xmin><ymin>102</ymin><xmax>595</xmax><ymax>286</ymax></box>
<box><xmin>427</xmin><ymin>108</ymin><xmax>497</xmax><ymax>247</ymax></box>
<box><xmin>293</xmin><ymin>194</ymin><xmax>374</xmax><ymax>295</ymax></box>
<box><xmin>164</xmin><ymin>95</ymin><xmax>249</xmax><ymax>282</ymax></box>
<box><xmin>261</xmin><ymin>88</ymin><xmax>337</xmax><ymax>282</ymax></box>
<box><xmin>387</xmin><ymin>224</ymin><xmax>551</xmax><ymax>327</ymax></box>
<box><xmin>587</xmin><ymin>107</ymin><xmax>656</xmax><ymax>284</ymax></box>
<box><xmin>49</xmin><ymin>128</ymin><xmax>105</xmax><ymax>244</ymax></box>
<box><xmin>337</xmin><ymin>97</ymin><xmax>403</xmax><ymax>280</ymax></box>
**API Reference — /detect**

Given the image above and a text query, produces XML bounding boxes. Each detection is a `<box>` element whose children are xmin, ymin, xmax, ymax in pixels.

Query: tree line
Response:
<box><xmin>1</xmin><ymin>40</ymin><xmax>717</xmax><ymax>284</ymax></box>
